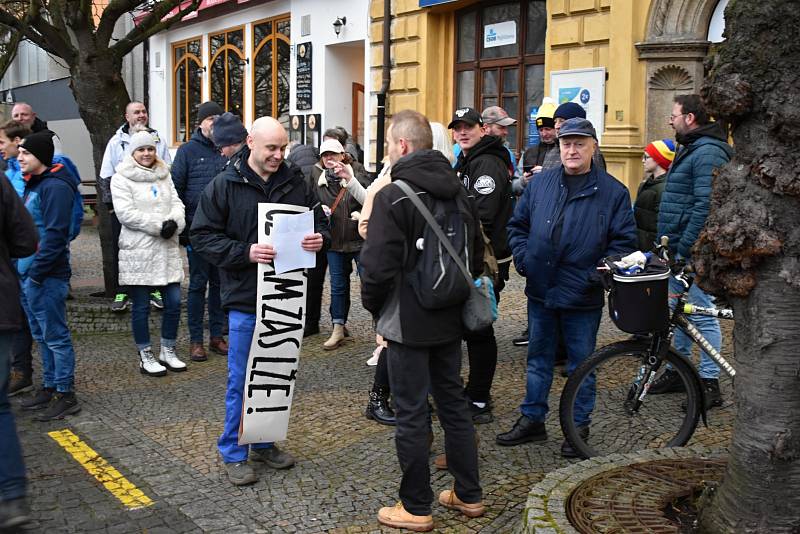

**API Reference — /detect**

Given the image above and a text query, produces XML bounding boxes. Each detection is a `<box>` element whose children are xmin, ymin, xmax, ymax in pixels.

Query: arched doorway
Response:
<box><xmin>636</xmin><ymin>0</ymin><xmax>726</xmax><ymax>143</ymax></box>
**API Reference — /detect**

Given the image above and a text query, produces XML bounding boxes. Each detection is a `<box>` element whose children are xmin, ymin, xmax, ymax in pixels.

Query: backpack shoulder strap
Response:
<box><xmin>394</xmin><ymin>180</ymin><xmax>473</xmax><ymax>284</ymax></box>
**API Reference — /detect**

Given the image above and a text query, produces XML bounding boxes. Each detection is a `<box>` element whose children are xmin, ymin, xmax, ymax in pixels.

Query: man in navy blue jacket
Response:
<box><xmin>172</xmin><ymin>101</ymin><xmax>229</xmax><ymax>362</ymax></box>
<box><xmin>15</xmin><ymin>131</ymin><xmax>81</xmax><ymax>421</ymax></box>
<box><xmin>497</xmin><ymin>118</ymin><xmax>636</xmax><ymax>456</ymax></box>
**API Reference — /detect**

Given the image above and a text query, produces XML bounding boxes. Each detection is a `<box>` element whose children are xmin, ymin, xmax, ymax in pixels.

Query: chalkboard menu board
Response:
<box><xmin>296</xmin><ymin>42</ymin><xmax>313</xmax><ymax>111</ymax></box>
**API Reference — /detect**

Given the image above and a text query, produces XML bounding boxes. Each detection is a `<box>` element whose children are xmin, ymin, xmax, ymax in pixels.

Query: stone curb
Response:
<box><xmin>515</xmin><ymin>446</ymin><xmax>728</xmax><ymax>533</ymax></box>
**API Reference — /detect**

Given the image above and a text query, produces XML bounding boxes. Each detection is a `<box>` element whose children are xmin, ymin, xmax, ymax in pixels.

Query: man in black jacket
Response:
<box><xmin>172</xmin><ymin>101</ymin><xmax>228</xmax><ymax>362</ymax></box>
<box><xmin>190</xmin><ymin>116</ymin><xmax>328</xmax><ymax>487</ymax></box>
<box><xmin>361</xmin><ymin>110</ymin><xmax>485</xmax><ymax>531</ymax></box>
<box><xmin>450</xmin><ymin>107</ymin><xmax>513</xmax><ymax>424</ymax></box>
<box><xmin>0</xmin><ymin>172</ymin><xmax>38</xmax><ymax>530</ymax></box>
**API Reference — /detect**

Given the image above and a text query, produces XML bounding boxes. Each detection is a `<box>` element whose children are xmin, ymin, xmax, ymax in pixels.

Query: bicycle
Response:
<box><xmin>558</xmin><ymin>239</ymin><xmax>736</xmax><ymax>459</ymax></box>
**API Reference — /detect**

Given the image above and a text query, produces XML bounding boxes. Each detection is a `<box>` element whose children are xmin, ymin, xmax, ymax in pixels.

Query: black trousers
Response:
<box><xmin>464</xmin><ymin>261</ymin><xmax>509</xmax><ymax>403</ymax></box>
<box><xmin>11</xmin><ymin>316</ymin><xmax>32</xmax><ymax>376</ymax></box>
<box><xmin>110</xmin><ymin>210</ymin><xmax>127</xmax><ymax>295</ymax></box>
<box><xmin>387</xmin><ymin>339</ymin><xmax>481</xmax><ymax>515</ymax></box>
<box><xmin>372</xmin><ymin>347</ymin><xmax>389</xmax><ymax>391</ymax></box>
<box><xmin>305</xmin><ymin>250</ymin><xmax>328</xmax><ymax>327</ymax></box>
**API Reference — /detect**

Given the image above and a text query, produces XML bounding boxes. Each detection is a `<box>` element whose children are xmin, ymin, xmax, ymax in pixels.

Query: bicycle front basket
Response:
<box><xmin>607</xmin><ymin>263</ymin><xmax>670</xmax><ymax>334</ymax></box>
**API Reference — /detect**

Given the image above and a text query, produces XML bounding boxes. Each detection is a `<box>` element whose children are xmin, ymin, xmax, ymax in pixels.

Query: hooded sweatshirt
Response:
<box><xmin>454</xmin><ymin>135</ymin><xmax>514</xmax><ymax>261</ymax></box>
<box><xmin>360</xmin><ymin>149</ymin><xmax>484</xmax><ymax>347</ymax></box>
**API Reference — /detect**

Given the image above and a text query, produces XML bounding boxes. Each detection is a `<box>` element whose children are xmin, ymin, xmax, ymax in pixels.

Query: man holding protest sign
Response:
<box><xmin>190</xmin><ymin>116</ymin><xmax>328</xmax><ymax>486</ymax></box>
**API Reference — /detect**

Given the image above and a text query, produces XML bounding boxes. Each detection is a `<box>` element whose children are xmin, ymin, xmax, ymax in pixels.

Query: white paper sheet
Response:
<box><xmin>272</xmin><ymin>210</ymin><xmax>316</xmax><ymax>275</ymax></box>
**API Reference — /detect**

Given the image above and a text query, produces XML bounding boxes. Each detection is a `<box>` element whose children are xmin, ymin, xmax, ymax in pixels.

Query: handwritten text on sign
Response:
<box><xmin>239</xmin><ymin>203</ymin><xmax>308</xmax><ymax>444</ymax></box>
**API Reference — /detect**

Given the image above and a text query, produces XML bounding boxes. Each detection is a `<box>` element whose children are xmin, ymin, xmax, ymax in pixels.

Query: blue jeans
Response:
<box><xmin>326</xmin><ymin>251</ymin><xmax>360</xmax><ymax>325</ymax></box>
<box><xmin>0</xmin><ymin>332</ymin><xmax>27</xmax><ymax>501</ymax></box>
<box><xmin>521</xmin><ymin>300</ymin><xmax>602</xmax><ymax>426</ymax></box>
<box><xmin>218</xmin><ymin>311</ymin><xmax>273</xmax><ymax>463</ymax></box>
<box><xmin>21</xmin><ymin>277</ymin><xmax>75</xmax><ymax>393</ymax></box>
<box><xmin>129</xmin><ymin>283</ymin><xmax>181</xmax><ymax>350</ymax></box>
<box><xmin>187</xmin><ymin>249</ymin><xmax>224</xmax><ymax>343</ymax></box>
<box><xmin>669</xmin><ymin>277</ymin><xmax>721</xmax><ymax>379</ymax></box>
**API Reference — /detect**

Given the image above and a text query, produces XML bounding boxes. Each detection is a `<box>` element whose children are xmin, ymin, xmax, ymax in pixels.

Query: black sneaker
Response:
<box><xmin>0</xmin><ymin>497</ymin><xmax>30</xmax><ymax>530</ymax></box>
<box><xmin>20</xmin><ymin>387</ymin><xmax>54</xmax><ymax>410</ymax></box>
<box><xmin>561</xmin><ymin>425</ymin><xmax>589</xmax><ymax>459</ymax></box>
<box><xmin>110</xmin><ymin>293</ymin><xmax>129</xmax><ymax>312</ymax></box>
<box><xmin>683</xmin><ymin>378</ymin><xmax>723</xmax><ymax>411</ymax></box>
<box><xmin>512</xmin><ymin>329</ymin><xmax>529</xmax><ymax>346</ymax></box>
<box><xmin>8</xmin><ymin>370</ymin><xmax>33</xmax><ymax>397</ymax></box>
<box><xmin>496</xmin><ymin>416</ymin><xmax>547</xmax><ymax>446</ymax></box>
<box><xmin>36</xmin><ymin>392</ymin><xmax>81</xmax><ymax>421</ymax></box>
<box><xmin>149</xmin><ymin>290</ymin><xmax>164</xmax><ymax>309</ymax></box>
<box><xmin>470</xmin><ymin>401</ymin><xmax>494</xmax><ymax>424</ymax></box>
<box><xmin>250</xmin><ymin>445</ymin><xmax>296</xmax><ymax>469</ymax></box>
<box><xmin>648</xmin><ymin>369</ymin><xmax>686</xmax><ymax>394</ymax></box>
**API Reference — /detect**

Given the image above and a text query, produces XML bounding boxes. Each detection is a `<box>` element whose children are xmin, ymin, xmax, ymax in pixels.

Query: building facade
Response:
<box><xmin>147</xmin><ymin>0</ymin><xmax>370</xmax><ymax>161</ymax></box>
<box><xmin>368</xmin><ymin>0</ymin><xmax>728</xmax><ymax>190</ymax></box>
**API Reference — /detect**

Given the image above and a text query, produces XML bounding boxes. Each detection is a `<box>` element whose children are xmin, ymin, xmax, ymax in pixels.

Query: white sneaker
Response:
<box><xmin>159</xmin><ymin>345</ymin><xmax>187</xmax><ymax>372</ymax></box>
<box><xmin>366</xmin><ymin>345</ymin><xmax>382</xmax><ymax>366</ymax></box>
<box><xmin>139</xmin><ymin>347</ymin><xmax>167</xmax><ymax>376</ymax></box>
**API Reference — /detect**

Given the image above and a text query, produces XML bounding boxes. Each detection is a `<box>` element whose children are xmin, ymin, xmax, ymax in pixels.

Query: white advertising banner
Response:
<box><xmin>550</xmin><ymin>67</ymin><xmax>606</xmax><ymax>143</ymax></box>
<box><xmin>484</xmin><ymin>21</ymin><xmax>517</xmax><ymax>49</ymax></box>
<box><xmin>239</xmin><ymin>203</ymin><xmax>309</xmax><ymax>445</ymax></box>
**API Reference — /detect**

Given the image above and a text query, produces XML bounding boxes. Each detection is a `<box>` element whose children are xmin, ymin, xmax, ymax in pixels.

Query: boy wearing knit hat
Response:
<box><xmin>171</xmin><ymin>101</ymin><xmax>229</xmax><ymax>362</ymax></box>
<box><xmin>15</xmin><ymin>131</ymin><xmax>81</xmax><ymax>421</ymax></box>
<box><xmin>635</xmin><ymin>139</ymin><xmax>676</xmax><ymax>251</ymax></box>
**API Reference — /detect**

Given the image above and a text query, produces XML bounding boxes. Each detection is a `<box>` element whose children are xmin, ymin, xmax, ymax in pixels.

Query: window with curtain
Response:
<box><xmin>209</xmin><ymin>27</ymin><xmax>246</xmax><ymax>116</ymax></box>
<box><xmin>172</xmin><ymin>37</ymin><xmax>202</xmax><ymax>144</ymax></box>
<box><xmin>455</xmin><ymin>0</ymin><xmax>547</xmax><ymax>156</ymax></box>
<box><xmin>252</xmin><ymin>15</ymin><xmax>291</xmax><ymax>128</ymax></box>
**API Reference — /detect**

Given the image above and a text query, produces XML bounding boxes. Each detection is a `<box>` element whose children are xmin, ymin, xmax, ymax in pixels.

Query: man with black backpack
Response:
<box><xmin>450</xmin><ymin>107</ymin><xmax>514</xmax><ymax>424</ymax></box>
<box><xmin>361</xmin><ymin>110</ymin><xmax>486</xmax><ymax>531</ymax></box>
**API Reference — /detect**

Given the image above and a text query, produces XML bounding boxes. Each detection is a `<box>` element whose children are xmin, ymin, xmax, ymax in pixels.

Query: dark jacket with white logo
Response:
<box><xmin>454</xmin><ymin>135</ymin><xmax>513</xmax><ymax>261</ymax></box>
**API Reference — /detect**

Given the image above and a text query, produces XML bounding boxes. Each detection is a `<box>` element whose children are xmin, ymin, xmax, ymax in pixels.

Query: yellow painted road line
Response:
<box><xmin>48</xmin><ymin>429</ymin><xmax>154</xmax><ymax>509</ymax></box>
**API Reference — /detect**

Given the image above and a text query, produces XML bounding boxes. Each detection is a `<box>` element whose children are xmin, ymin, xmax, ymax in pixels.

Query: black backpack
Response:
<box><xmin>395</xmin><ymin>180</ymin><xmax>471</xmax><ymax>310</ymax></box>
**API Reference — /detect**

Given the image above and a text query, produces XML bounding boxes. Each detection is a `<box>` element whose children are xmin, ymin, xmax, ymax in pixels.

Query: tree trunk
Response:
<box><xmin>69</xmin><ymin>46</ymin><xmax>131</xmax><ymax>297</ymax></box>
<box><xmin>692</xmin><ymin>0</ymin><xmax>800</xmax><ymax>531</ymax></box>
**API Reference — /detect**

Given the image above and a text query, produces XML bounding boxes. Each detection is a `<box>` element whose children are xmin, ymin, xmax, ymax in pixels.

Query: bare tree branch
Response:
<box><xmin>0</xmin><ymin>27</ymin><xmax>24</xmax><ymax>79</ymax></box>
<box><xmin>110</xmin><ymin>0</ymin><xmax>199</xmax><ymax>59</ymax></box>
<box><xmin>0</xmin><ymin>9</ymin><xmax>60</xmax><ymax>57</ymax></box>
<box><xmin>95</xmin><ymin>0</ymin><xmax>146</xmax><ymax>46</ymax></box>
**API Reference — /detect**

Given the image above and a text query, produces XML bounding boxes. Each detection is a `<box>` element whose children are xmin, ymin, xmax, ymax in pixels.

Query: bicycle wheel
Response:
<box><xmin>559</xmin><ymin>339</ymin><xmax>701</xmax><ymax>459</ymax></box>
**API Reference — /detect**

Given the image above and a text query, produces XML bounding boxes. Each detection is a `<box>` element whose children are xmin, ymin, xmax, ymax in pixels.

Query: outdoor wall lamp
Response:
<box><xmin>239</xmin><ymin>57</ymin><xmax>250</xmax><ymax>70</ymax></box>
<box><xmin>333</xmin><ymin>16</ymin><xmax>347</xmax><ymax>37</ymax></box>
<box><xmin>196</xmin><ymin>65</ymin><xmax>206</xmax><ymax>78</ymax></box>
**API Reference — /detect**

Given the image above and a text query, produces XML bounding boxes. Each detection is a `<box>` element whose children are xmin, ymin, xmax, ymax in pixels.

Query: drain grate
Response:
<box><xmin>567</xmin><ymin>458</ymin><xmax>727</xmax><ymax>533</ymax></box>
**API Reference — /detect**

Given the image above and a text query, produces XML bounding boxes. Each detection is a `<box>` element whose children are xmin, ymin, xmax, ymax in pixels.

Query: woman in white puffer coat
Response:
<box><xmin>111</xmin><ymin>130</ymin><xmax>187</xmax><ymax>377</ymax></box>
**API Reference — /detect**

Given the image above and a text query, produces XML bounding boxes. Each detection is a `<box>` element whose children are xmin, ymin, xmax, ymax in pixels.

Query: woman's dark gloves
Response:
<box><xmin>161</xmin><ymin>219</ymin><xmax>178</xmax><ymax>239</ymax></box>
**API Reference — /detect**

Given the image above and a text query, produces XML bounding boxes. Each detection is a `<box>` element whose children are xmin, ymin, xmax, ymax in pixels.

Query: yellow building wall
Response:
<box><xmin>369</xmin><ymin>0</ymin><xmax>652</xmax><ymax>193</ymax></box>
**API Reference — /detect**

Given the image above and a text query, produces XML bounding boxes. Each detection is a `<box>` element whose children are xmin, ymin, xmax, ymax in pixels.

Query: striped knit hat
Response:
<box><xmin>644</xmin><ymin>139</ymin><xmax>676</xmax><ymax>170</ymax></box>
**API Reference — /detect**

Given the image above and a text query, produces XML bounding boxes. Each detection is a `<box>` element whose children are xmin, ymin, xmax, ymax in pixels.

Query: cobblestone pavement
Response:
<box><xmin>12</xmin><ymin>227</ymin><xmax>734</xmax><ymax>533</ymax></box>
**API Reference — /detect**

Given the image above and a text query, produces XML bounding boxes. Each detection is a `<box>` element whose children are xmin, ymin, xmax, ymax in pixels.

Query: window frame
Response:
<box><xmin>208</xmin><ymin>25</ymin><xmax>247</xmax><ymax>114</ymax></box>
<box><xmin>171</xmin><ymin>35</ymin><xmax>203</xmax><ymax>146</ymax></box>
<box><xmin>251</xmin><ymin>13</ymin><xmax>291</xmax><ymax>120</ymax></box>
<box><xmin>454</xmin><ymin>1</ymin><xmax>547</xmax><ymax>157</ymax></box>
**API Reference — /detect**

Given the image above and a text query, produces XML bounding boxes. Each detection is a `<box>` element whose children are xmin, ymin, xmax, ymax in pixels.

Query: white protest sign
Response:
<box><xmin>239</xmin><ymin>203</ymin><xmax>309</xmax><ymax>445</ymax></box>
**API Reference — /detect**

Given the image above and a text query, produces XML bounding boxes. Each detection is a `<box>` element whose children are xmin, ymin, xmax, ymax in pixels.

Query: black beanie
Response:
<box><xmin>212</xmin><ymin>112</ymin><xmax>248</xmax><ymax>147</ymax></box>
<box><xmin>553</xmin><ymin>102</ymin><xmax>586</xmax><ymax>121</ymax></box>
<box><xmin>20</xmin><ymin>131</ymin><xmax>54</xmax><ymax>167</ymax></box>
<box><xmin>197</xmin><ymin>101</ymin><xmax>224</xmax><ymax>124</ymax></box>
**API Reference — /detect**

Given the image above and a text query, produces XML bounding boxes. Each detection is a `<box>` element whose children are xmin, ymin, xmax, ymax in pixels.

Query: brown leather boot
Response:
<box><xmin>209</xmin><ymin>337</ymin><xmax>228</xmax><ymax>355</ymax></box>
<box><xmin>190</xmin><ymin>342</ymin><xmax>208</xmax><ymax>362</ymax></box>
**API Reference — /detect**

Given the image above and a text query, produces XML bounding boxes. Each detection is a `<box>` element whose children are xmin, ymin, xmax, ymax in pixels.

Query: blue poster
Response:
<box><xmin>419</xmin><ymin>0</ymin><xmax>457</xmax><ymax>6</ymax></box>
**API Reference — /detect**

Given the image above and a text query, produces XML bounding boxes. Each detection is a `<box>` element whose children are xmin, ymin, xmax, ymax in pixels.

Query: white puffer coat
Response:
<box><xmin>111</xmin><ymin>154</ymin><xmax>186</xmax><ymax>287</ymax></box>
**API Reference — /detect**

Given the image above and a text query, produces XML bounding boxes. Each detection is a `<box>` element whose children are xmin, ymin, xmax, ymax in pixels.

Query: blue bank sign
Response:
<box><xmin>419</xmin><ymin>0</ymin><xmax>457</xmax><ymax>6</ymax></box>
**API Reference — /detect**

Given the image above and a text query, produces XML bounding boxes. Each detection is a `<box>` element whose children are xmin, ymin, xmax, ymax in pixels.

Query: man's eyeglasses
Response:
<box><xmin>669</xmin><ymin>113</ymin><xmax>686</xmax><ymax>121</ymax></box>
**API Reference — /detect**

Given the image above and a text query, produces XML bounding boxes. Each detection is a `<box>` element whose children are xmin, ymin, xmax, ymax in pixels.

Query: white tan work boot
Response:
<box><xmin>159</xmin><ymin>345</ymin><xmax>187</xmax><ymax>372</ymax></box>
<box><xmin>139</xmin><ymin>347</ymin><xmax>167</xmax><ymax>377</ymax></box>
<box><xmin>323</xmin><ymin>324</ymin><xmax>347</xmax><ymax>351</ymax></box>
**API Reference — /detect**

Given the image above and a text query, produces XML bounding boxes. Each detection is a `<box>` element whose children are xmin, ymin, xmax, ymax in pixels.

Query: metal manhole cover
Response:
<box><xmin>567</xmin><ymin>458</ymin><xmax>727</xmax><ymax>533</ymax></box>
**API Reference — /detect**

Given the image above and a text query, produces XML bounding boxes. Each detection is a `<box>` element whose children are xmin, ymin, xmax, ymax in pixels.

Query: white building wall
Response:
<box><xmin>148</xmin><ymin>0</ymin><xmax>370</xmax><ymax>162</ymax></box>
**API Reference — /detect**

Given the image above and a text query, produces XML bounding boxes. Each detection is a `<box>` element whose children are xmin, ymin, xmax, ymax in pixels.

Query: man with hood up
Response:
<box><xmin>361</xmin><ymin>109</ymin><xmax>485</xmax><ymax>531</ymax></box>
<box><xmin>449</xmin><ymin>106</ymin><xmax>514</xmax><ymax>425</ymax></box>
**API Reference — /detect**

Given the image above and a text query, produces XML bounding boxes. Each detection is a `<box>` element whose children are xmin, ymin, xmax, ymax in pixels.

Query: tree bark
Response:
<box><xmin>693</xmin><ymin>0</ymin><xmax>800</xmax><ymax>531</ymax></box>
